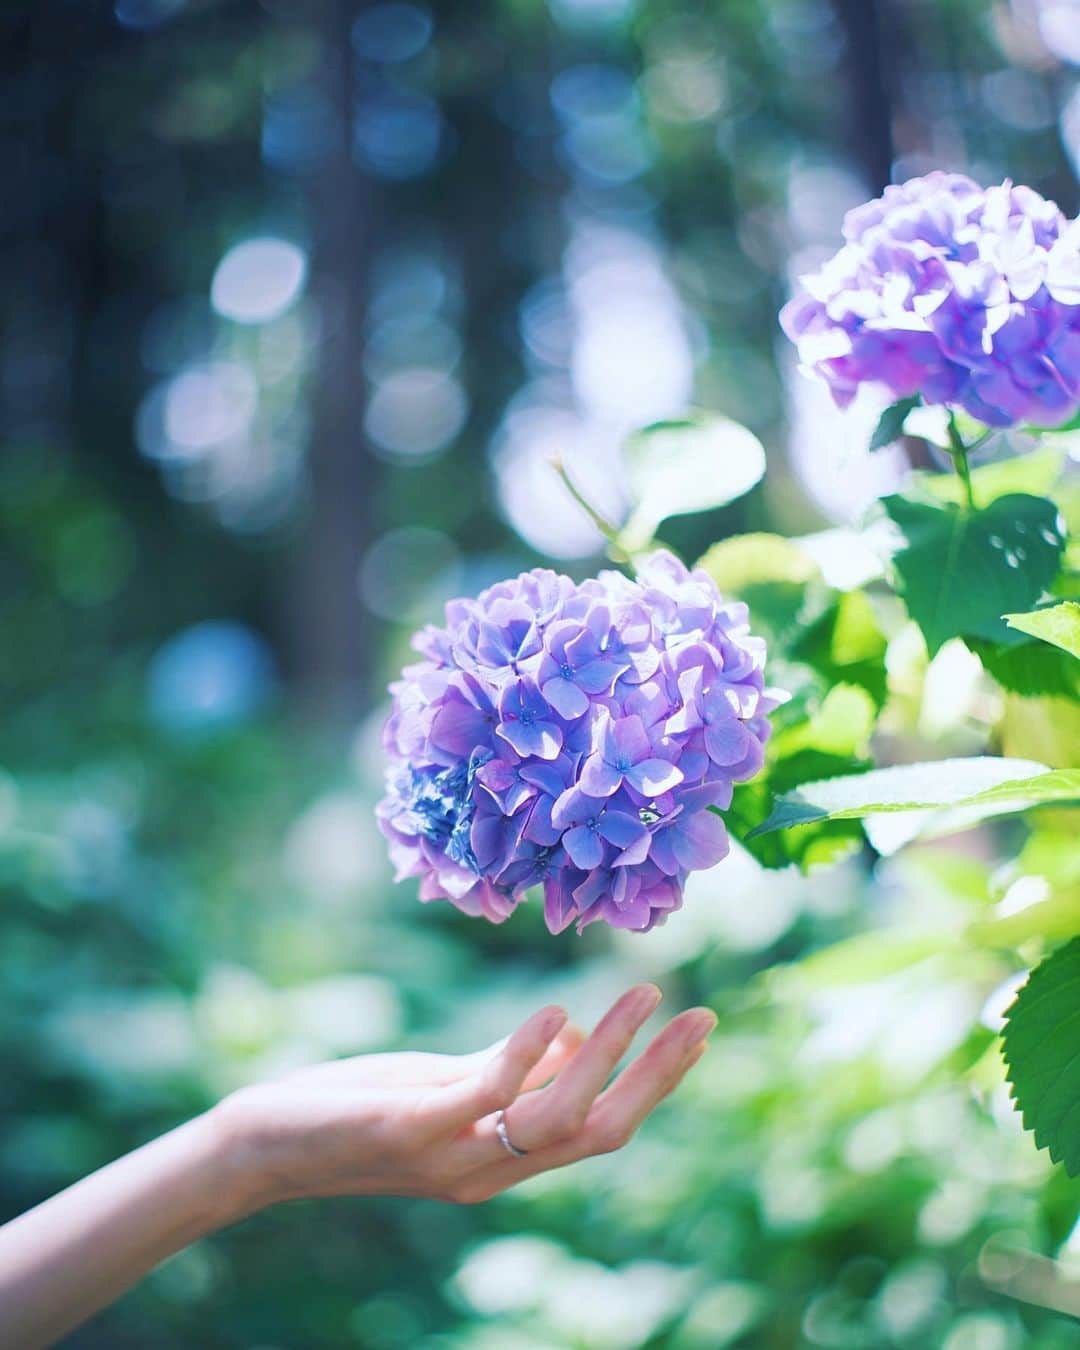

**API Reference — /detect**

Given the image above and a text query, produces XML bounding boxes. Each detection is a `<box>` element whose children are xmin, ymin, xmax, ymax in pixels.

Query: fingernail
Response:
<box><xmin>631</xmin><ymin>984</ymin><xmax>663</xmax><ymax>1017</ymax></box>
<box><xmin>540</xmin><ymin>1006</ymin><xmax>568</xmax><ymax>1037</ymax></box>
<box><xmin>682</xmin><ymin>1009</ymin><xmax>718</xmax><ymax>1043</ymax></box>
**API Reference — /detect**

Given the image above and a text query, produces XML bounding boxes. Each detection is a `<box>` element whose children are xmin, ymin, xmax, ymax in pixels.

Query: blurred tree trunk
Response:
<box><xmin>831</xmin><ymin>0</ymin><xmax>896</xmax><ymax>192</ymax></box>
<box><xmin>284</xmin><ymin>0</ymin><xmax>377</xmax><ymax>720</ymax></box>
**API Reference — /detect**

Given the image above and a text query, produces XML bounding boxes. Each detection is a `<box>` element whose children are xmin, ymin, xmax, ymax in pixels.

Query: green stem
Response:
<box><xmin>548</xmin><ymin>456</ymin><xmax>627</xmax><ymax>557</ymax></box>
<box><xmin>946</xmin><ymin>412</ymin><xmax>977</xmax><ymax>512</ymax></box>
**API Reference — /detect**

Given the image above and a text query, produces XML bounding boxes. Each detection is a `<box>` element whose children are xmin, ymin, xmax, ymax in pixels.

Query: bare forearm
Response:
<box><xmin>0</xmin><ymin>990</ymin><xmax>713</xmax><ymax>1347</ymax></box>
<box><xmin>0</xmin><ymin>1111</ymin><xmax>245</xmax><ymax>1349</ymax></box>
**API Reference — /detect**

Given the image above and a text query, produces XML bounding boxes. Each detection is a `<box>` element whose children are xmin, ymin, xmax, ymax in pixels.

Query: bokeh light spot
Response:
<box><xmin>114</xmin><ymin>0</ymin><xmax>185</xmax><ymax>29</ymax></box>
<box><xmin>147</xmin><ymin>621</ymin><xmax>275</xmax><ymax>735</ymax></box>
<box><xmin>359</xmin><ymin>526</ymin><xmax>464</xmax><ymax>623</ymax></box>
<box><xmin>353</xmin><ymin>92</ymin><xmax>443</xmax><ymax>179</ymax></box>
<box><xmin>210</xmin><ymin>238</ymin><xmax>308</xmax><ymax>325</ymax></box>
<box><xmin>365</xmin><ymin>368</ymin><xmax>467</xmax><ymax>460</ymax></box>
<box><xmin>351</xmin><ymin>3</ymin><xmax>433</xmax><ymax>63</ymax></box>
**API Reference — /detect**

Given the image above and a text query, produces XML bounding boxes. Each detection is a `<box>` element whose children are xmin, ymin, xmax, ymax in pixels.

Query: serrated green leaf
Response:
<box><xmin>750</xmin><ymin>757</ymin><xmax>1080</xmax><ymax>836</ymax></box>
<box><xmin>1003</xmin><ymin>939</ymin><xmax>1080</xmax><ymax>1176</ymax></box>
<box><xmin>879</xmin><ymin>493</ymin><xmax>1066</xmax><ymax>654</ymax></box>
<box><xmin>1004</xmin><ymin>602</ymin><xmax>1080</xmax><ymax>661</ymax></box>
<box><xmin>620</xmin><ymin>413</ymin><xmax>766</xmax><ymax>550</ymax></box>
<box><xmin>869</xmin><ymin>396</ymin><xmax>920</xmax><ymax>452</ymax></box>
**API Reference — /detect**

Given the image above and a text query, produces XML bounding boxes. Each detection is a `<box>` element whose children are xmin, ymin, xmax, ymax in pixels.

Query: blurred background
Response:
<box><xmin>2</xmin><ymin>0</ymin><xmax>1080</xmax><ymax>1345</ymax></box>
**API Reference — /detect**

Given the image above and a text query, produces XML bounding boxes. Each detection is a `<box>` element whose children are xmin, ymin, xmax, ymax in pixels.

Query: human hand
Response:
<box><xmin>213</xmin><ymin>985</ymin><xmax>716</xmax><ymax>1212</ymax></box>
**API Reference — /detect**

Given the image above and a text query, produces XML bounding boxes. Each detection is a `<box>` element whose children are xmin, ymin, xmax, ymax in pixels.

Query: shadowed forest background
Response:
<box><xmin>2</xmin><ymin>0</ymin><xmax>1080</xmax><ymax>1346</ymax></box>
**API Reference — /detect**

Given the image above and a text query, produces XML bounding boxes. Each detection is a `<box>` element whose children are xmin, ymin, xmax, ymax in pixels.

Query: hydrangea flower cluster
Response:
<box><xmin>377</xmin><ymin>551</ymin><xmax>779</xmax><ymax>934</ymax></box>
<box><xmin>781</xmin><ymin>172</ymin><xmax>1080</xmax><ymax>428</ymax></box>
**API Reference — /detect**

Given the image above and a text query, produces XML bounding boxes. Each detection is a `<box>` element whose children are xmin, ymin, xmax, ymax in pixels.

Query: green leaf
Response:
<box><xmin>697</xmin><ymin>532</ymin><xmax>820</xmax><ymax>592</ymax></box>
<box><xmin>726</xmin><ymin>776</ymin><xmax>865</xmax><ymax>871</ymax></box>
<box><xmin>750</xmin><ymin>757</ymin><xmax>1079</xmax><ymax>836</ymax></box>
<box><xmin>770</xmin><ymin>683</ymin><xmax>876</xmax><ymax>760</ymax></box>
<box><xmin>772</xmin><ymin>930</ymin><xmax>946</xmax><ymax>993</ymax></box>
<box><xmin>620</xmin><ymin>413</ymin><xmax>766</xmax><ymax>551</ymax></box>
<box><xmin>1021</xmin><ymin>829</ymin><xmax>1080</xmax><ymax>890</ymax></box>
<box><xmin>878</xmin><ymin>493</ymin><xmax>1066</xmax><ymax>654</ymax></box>
<box><xmin>1004</xmin><ymin>601</ymin><xmax>1080</xmax><ymax>661</ymax></box>
<box><xmin>968</xmin><ymin>886</ymin><xmax>1080</xmax><ymax>949</ymax></box>
<box><xmin>789</xmin><ymin>589</ymin><xmax>889</xmax><ymax>709</ymax></box>
<box><xmin>968</xmin><ymin>636</ymin><xmax>1080</xmax><ymax>699</ymax></box>
<box><xmin>914</xmin><ymin>445</ymin><xmax>1066</xmax><ymax>508</ymax></box>
<box><xmin>1002</xmin><ymin>939</ymin><xmax>1080</xmax><ymax>1177</ymax></box>
<box><xmin>869</xmin><ymin>396</ymin><xmax>919</xmax><ymax>452</ymax></box>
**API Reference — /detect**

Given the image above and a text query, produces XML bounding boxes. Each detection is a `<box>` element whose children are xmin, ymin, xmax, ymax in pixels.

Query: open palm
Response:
<box><xmin>217</xmin><ymin>985</ymin><xmax>716</xmax><ymax>1209</ymax></box>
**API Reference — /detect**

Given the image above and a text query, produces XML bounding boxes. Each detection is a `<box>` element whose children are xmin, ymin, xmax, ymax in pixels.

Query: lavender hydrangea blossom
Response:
<box><xmin>781</xmin><ymin>172</ymin><xmax>1080</xmax><ymax>428</ymax></box>
<box><xmin>377</xmin><ymin>551</ymin><xmax>781</xmax><ymax>934</ymax></box>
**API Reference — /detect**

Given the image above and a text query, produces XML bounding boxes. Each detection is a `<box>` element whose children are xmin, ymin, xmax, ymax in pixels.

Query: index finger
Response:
<box><xmin>427</xmin><ymin>1004</ymin><xmax>569</xmax><ymax>1131</ymax></box>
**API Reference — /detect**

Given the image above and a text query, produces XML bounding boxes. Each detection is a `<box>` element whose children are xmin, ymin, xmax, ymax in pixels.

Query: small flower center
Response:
<box><xmin>560</xmin><ymin>661</ymin><xmax>574</xmax><ymax>680</ymax></box>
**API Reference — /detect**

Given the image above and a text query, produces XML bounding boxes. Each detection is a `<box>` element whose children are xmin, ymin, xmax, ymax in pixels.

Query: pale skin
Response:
<box><xmin>0</xmin><ymin>984</ymin><xmax>715</xmax><ymax>1349</ymax></box>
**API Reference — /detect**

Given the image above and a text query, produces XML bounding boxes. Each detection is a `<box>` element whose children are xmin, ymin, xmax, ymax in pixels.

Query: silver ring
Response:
<box><xmin>494</xmin><ymin>1108</ymin><xmax>528</xmax><ymax>1158</ymax></box>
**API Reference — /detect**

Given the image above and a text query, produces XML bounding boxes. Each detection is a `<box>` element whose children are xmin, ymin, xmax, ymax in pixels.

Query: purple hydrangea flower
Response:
<box><xmin>377</xmin><ymin>550</ymin><xmax>783</xmax><ymax>934</ymax></box>
<box><xmin>780</xmin><ymin>172</ymin><xmax>1080</xmax><ymax>428</ymax></box>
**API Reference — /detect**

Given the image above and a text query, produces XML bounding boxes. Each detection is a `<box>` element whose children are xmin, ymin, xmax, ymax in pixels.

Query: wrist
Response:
<box><xmin>199</xmin><ymin>1094</ymin><xmax>276</xmax><ymax>1224</ymax></box>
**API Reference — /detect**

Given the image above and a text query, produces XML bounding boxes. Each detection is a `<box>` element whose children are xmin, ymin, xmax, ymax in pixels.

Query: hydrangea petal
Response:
<box><xmin>378</xmin><ymin>549</ymin><xmax>777</xmax><ymax>934</ymax></box>
<box><xmin>781</xmin><ymin>171</ymin><xmax>1080</xmax><ymax>428</ymax></box>
<box><xmin>626</xmin><ymin>758</ymin><xmax>684</xmax><ymax>796</ymax></box>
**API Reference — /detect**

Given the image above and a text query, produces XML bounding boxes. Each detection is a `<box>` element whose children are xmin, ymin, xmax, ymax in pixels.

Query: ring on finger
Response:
<box><xmin>494</xmin><ymin>1107</ymin><xmax>528</xmax><ymax>1158</ymax></box>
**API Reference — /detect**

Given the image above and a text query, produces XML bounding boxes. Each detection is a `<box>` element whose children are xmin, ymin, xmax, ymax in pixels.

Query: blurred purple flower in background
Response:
<box><xmin>781</xmin><ymin>172</ymin><xmax>1080</xmax><ymax>427</ymax></box>
<box><xmin>377</xmin><ymin>551</ymin><xmax>781</xmax><ymax>933</ymax></box>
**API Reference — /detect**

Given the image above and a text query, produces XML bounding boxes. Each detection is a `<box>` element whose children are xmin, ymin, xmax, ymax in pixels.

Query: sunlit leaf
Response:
<box><xmin>1004</xmin><ymin>602</ymin><xmax>1080</xmax><ymax>661</ymax></box>
<box><xmin>620</xmin><ymin>413</ymin><xmax>766</xmax><ymax>550</ymax></box>
<box><xmin>769</xmin><ymin>683</ymin><xmax>876</xmax><ymax>759</ymax></box>
<box><xmin>1000</xmin><ymin>694</ymin><xmax>1080</xmax><ymax>772</ymax></box>
<box><xmin>750</xmin><ymin>757</ymin><xmax>1080</xmax><ymax>836</ymax></box>
<box><xmin>914</xmin><ymin>445</ymin><xmax>1066</xmax><ymax>508</ymax></box>
<box><xmin>790</xmin><ymin>589</ymin><xmax>888</xmax><ymax>709</ymax></box>
<box><xmin>697</xmin><ymin>532</ymin><xmax>819</xmax><ymax>592</ymax></box>
<box><xmin>878</xmin><ymin>493</ymin><xmax>1066</xmax><ymax>654</ymax></box>
<box><xmin>968</xmin><ymin>885</ymin><xmax>1080</xmax><ymax>949</ymax></box>
<box><xmin>772</xmin><ymin>930</ymin><xmax>945</xmax><ymax>993</ymax></box>
<box><xmin>1003</xmin><ymin>939</ymin><xmax>1080</xmax><ymax>1177</ymax></box>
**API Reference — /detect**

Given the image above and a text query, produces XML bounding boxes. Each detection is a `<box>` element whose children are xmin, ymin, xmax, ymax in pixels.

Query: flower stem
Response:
<box><xmin>549</xmin><ymin>456</ymin><xmax>627</xmax><ymax>556</ymax></box>
<box><xmin>945</xmin><ymin>413</ymin><xmax>977</xmax><ymax>512</ymax></box>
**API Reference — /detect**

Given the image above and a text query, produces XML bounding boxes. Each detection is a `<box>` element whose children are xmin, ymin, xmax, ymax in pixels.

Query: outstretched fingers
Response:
<box><xmin>454</xmin><ymin>1004</ymin><xmax>716</xmax><ymax>1201</ymax></box>
<box><xmin>522</xmin><ymin>1023</ymin><xmax>586</xmax><ymax>1091</ymax></box>
<box><xmin>454</xmin><ymin>1022</ymin><xmax>585</xmax><ymax>1092</ymax></box>
<box><xmin>585</xmin><ymin>1006</ymin><xmax>717</xmax><ymax>1148</ymax></box>
<box><xmin>428</xmin><ymin>1004</ymin><xmax>569</xmax><ymax>1132</ymax></box>
<box><xmin>463</xmin><ymin>984</ymin><xmax>663</xmax><ymax>1160</ymax></box>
